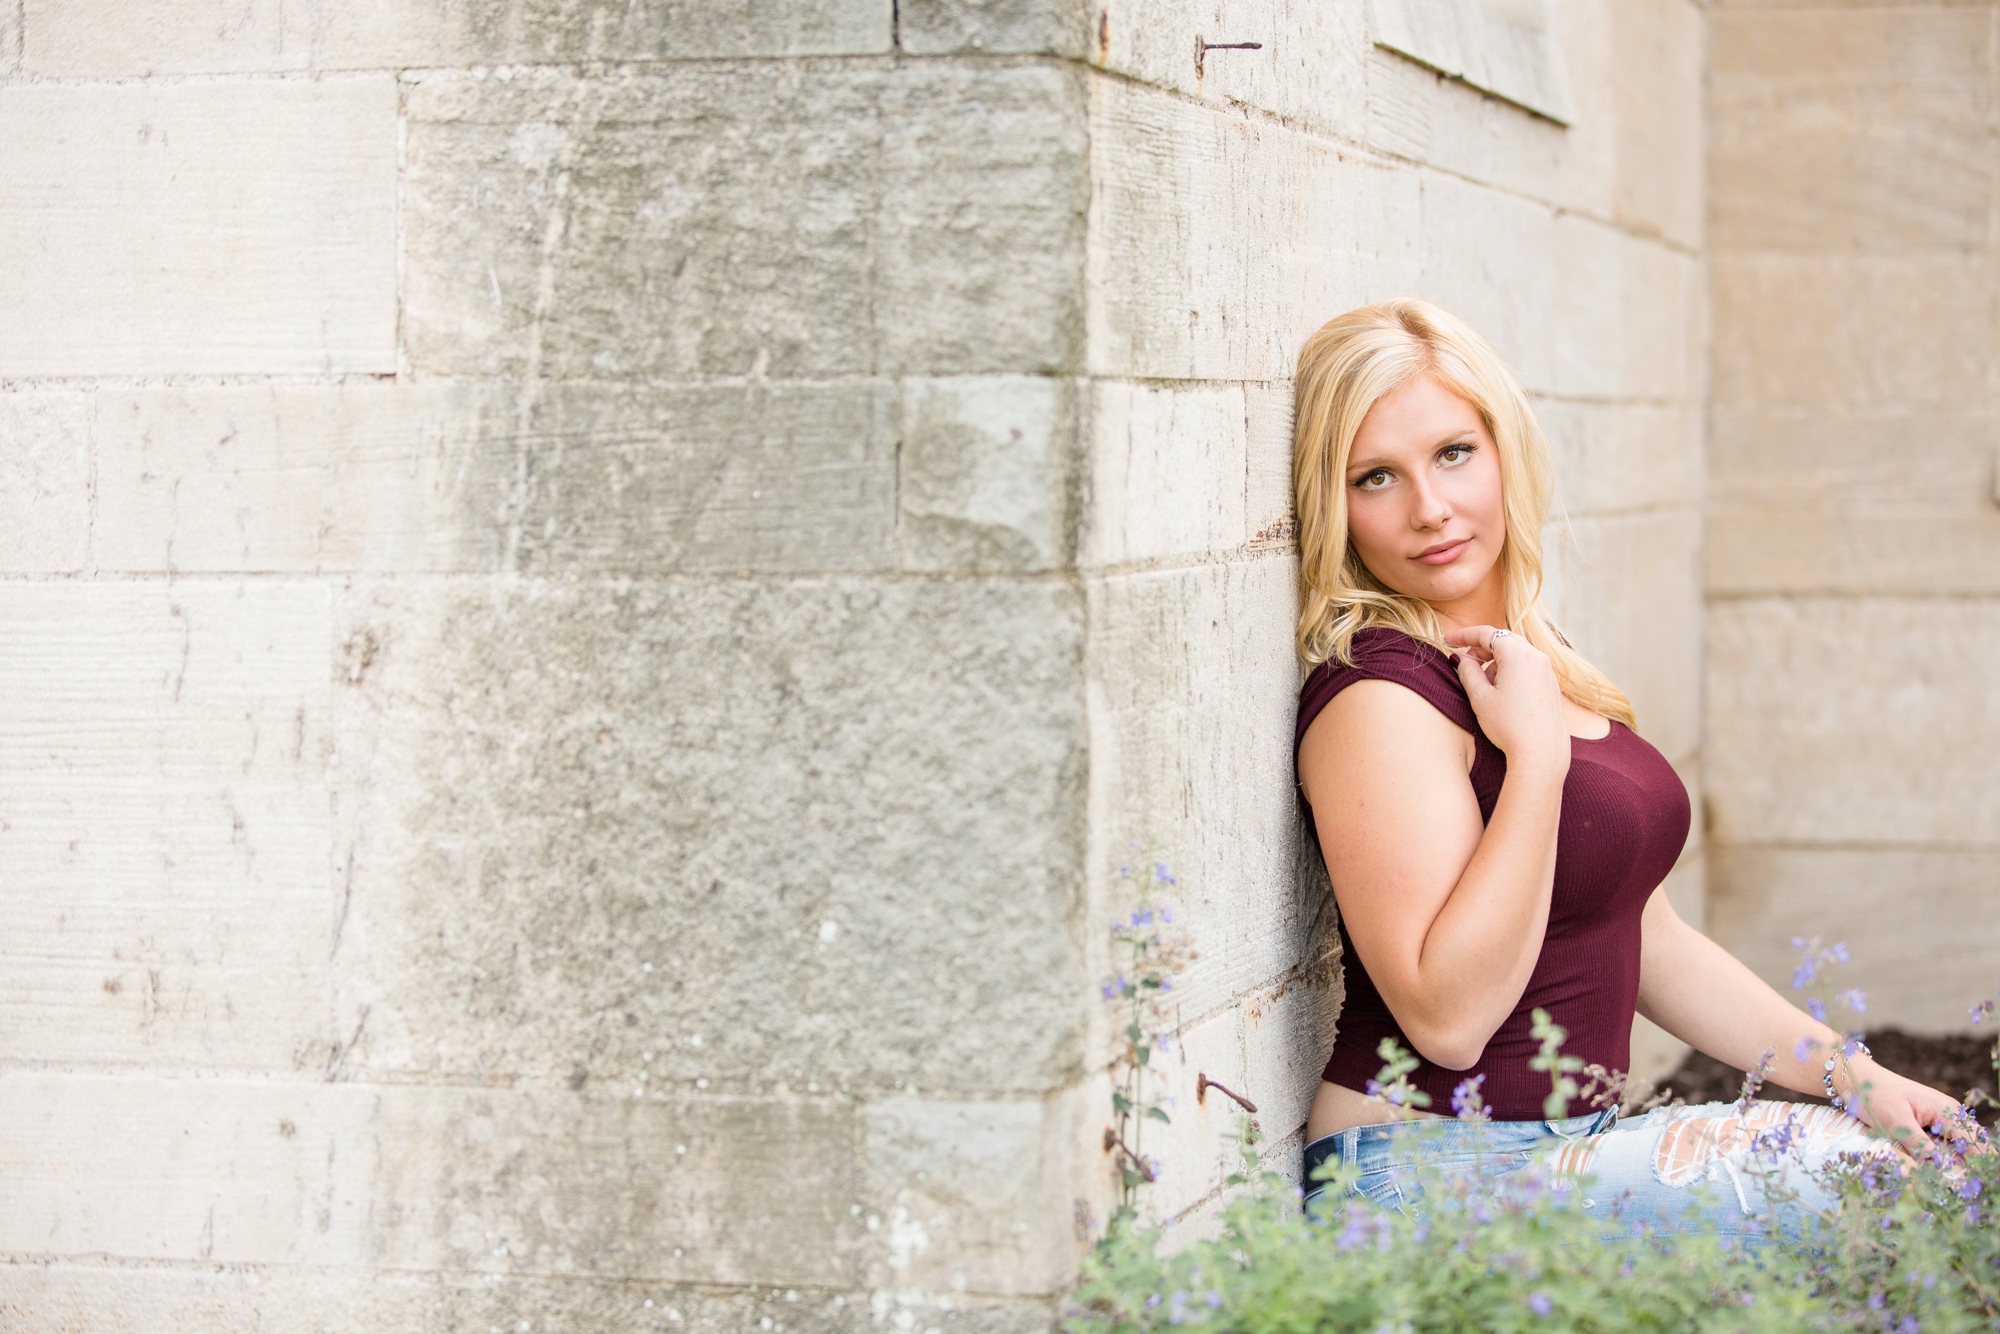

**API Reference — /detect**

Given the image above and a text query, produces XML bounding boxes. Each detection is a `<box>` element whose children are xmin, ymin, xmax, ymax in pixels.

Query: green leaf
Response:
<box><xmin>1146</xmin><ymin>1107</ymin><xmax>1171</xmax><ymax>1124</ymax></box>
<box><xmin>1112</xmin><ymin>1092</ymin><xmax>1133</xmax><ymax>1114</ymax></box>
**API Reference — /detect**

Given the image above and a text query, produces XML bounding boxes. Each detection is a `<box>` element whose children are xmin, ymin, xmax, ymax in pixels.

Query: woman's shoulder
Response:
<box><xmin>1296</xmin><ymin>627</ymin><xmax>1475</xmax><ymax>752</ymax></box>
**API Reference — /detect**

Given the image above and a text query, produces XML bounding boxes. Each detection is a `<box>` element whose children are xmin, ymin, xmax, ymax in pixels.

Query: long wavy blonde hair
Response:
<box><xmin>1292</xmin><ymin>298</ymin><xmax>1635</xmax><ymax>727</ymax></box>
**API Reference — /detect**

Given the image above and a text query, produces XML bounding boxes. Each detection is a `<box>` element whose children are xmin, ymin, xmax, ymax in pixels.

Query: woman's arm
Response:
<box><xmin>1298</xmin><ymin>630</ymin><xmax>1573</xmax><ymax>1070</ymax></box>
<box><xmin>1636</xmin><ymin>889</ymin><xmax>1965</xmax><ymax>1151</ymax></box>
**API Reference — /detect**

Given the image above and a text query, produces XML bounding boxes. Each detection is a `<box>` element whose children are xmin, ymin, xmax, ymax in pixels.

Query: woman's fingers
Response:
<box><xmin>1443</xmin><ymin>625</ymin><xmax>1502</xmax><ymax>664</ymax></box>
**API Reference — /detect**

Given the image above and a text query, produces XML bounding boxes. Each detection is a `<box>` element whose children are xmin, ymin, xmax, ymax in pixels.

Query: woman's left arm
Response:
<box><xmin>1636</xmin><ymin>888</ymin><xmax>1967</xmax><ymax>1154</ymax></box>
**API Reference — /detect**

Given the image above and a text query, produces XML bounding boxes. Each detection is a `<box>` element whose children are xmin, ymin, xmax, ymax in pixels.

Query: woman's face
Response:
<box><xmin>1342</xmin><ymin>373</ymin><xmax>1507</xmax><ymax>620</ymax></box>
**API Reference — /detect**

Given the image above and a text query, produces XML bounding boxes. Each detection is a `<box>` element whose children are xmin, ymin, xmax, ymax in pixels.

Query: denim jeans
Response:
<box><xmin>1302</xmin><ymin>1100</ymin><xmax>1890</xmax><ymax>1239</ymax></box>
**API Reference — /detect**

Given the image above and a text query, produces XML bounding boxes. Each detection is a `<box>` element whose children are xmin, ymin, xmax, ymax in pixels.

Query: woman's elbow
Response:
<box><xmin>1404</xmin><ymin>1022</ymin><xmax>1488</xmax><ymax>1073</ymax></box>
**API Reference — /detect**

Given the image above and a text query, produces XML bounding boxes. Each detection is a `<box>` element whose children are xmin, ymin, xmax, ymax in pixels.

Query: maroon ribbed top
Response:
<box><xmin>1297</xmin><ymin>627</ymin><xmax>1690</xmax><ymax>1121</ymax></box>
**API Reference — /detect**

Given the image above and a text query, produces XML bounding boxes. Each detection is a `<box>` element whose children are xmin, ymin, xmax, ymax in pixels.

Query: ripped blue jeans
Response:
<box><xmin>1302</xmin><ymin>1101</ymin><xmax>1891</xmax><ymax>1239</ymax></box>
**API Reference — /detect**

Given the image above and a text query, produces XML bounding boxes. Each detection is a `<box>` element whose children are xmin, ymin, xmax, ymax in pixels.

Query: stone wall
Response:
<box><xmin>0</xmin><ymin>1</ymin><xmax>1706</xmax><ymax>1327</ymax></box>
<box><xmin>1705</xmin><ymin>2</ymin><xmax>2000</xmax><ymax>1033</ymax></box>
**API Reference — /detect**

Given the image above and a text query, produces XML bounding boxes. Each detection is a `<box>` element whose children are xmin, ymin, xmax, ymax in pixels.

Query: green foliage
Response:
<box><xmin>1101</xmin><ymin>855</ymin><xmax>1197</xmax><ymax>1226</ymax></box>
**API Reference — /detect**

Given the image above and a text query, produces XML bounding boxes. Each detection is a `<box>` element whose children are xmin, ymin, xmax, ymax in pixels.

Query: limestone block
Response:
<box><xmin>1609</xmin><ymin>0</ymin><xmax>1704</xmax><ymax>250</ymax></box>
<box><xmin>1372</xmin><ymin>0</ymin><xmax>1577</xmax><ymax>125</ymax></box>
<box><xmin>404</xmin><ymin>63</ymin><xmax>1085</xmax><ymax>381</ymax></box>
<box><xmin>331</xmin><ymin>576</ymin><xmax>1086</xmax><ymax>1095</ymax></box>
<box><xmin>0</xmin><ymin>392</ymin><xmax>90</xmax><ymax>572</ymax></box>
<box><xmin>1548</xmin><ymin>214</ymin><xmax>1696</xmax><ymax>402</ymax></box>
<box><xmin>1085</xmin><ymin>558</ymin><xmax>1303</xmax><ymax>1022</ymax></box>
<box><xmin>901</xmin><ymin>377</ymin><xmax>1076</xmax><ymax>573</ymax></box>
<box><xmin>859</xmin><ymin>1094</ymin><xmax>1075</xmax><ymax>1294</ymax></box>
<box><xmin>1707</xmin><ymin>410</ymin><xmax>2000</xmax><ymax>595</ymax></box>
<box><xmin>0</xmin><ymin>1074</ymin><xmax>859</xmax><ymax>1285</ymax></box>
<box><xmin>1711</xmin><ymin>9</ymin><xmax>1992</xmax><ymax>252</ymax></box>
<box><xmin>1243</xmin><ymin>381</ymin><xmax>1299</xmax><ymax>552</ymax></box>
<box><xmin>1706</xmin><ymin>598</ymin><xmax>2000</xmax><ymax>845</ymax></box>
<box><xmin>1544</xmin><ymin>508</ymin><xmax>1702</xmax><ymax>767</ymax></box>
<box><xmin>0</xmin><ymin>1262</ymin><xmax>1058</xmax><ymax>1334</ymax></box>
<box><xmin>1415</xmin><ymin>169</ymin><xmax>1559</xmax><ymax>393</ymax></box>
<box><xmin>1712</xmin><ymin>255</ymin><xmax>1993</xmax><ymax>413</ymax></box>
<box><xmin>21</xmin><ymin>0</ymin><xmax>890</xmax><ymax>75</ymax></box>
<box><xmin>0</xmin><ymin>78</ymin><xmax>395</xmax><ymax>377</ymax></box>
<box><xmin>0</xmin><ymin>3</ymin><xmax>18</xmax><ymax>74</ymax></box>
<box><xmin>94</xmin><ymin>380</ymin><xmax>898</xmax><ymax>576</ymax></box>
<box><xmin>898</xmin><ymin>0</ymin><xmax>1092</xmax><ymax>55</ymax></box>
<box><xmin>1709</xmin><ymin>846</ymin><xmax>2000</xmax><ymax>1036</ymax></box>
<box><xmin>1088</xmin><ymin>79</ymin><xmax>1423</xmax><ymax>382</ymax></box>
<box><xmin>1537</xmin><ymin>398</ymin><xmax>1701</xmax><ymax>518</ymax></box>
<box><xmin>1081</xmin><ymin>380</ymin><xmax>1248</xmax><ymax>570</ymax></box>
<box><xmin>0</xmin><ymin>582</ymin><xmax>336</xmax><ymax>1069</ymax></box>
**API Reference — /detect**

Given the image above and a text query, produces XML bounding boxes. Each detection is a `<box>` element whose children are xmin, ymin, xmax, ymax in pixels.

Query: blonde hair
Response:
<box><xmin>1292</xmin><ymin>298</ymin><xmax>1635</xmax><ymax>728</ymax></box>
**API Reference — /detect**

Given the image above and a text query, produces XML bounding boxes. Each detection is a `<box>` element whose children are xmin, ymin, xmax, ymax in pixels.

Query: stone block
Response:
<box><xmin>94</xmin><ymin>380</ymin><xmax>898</xmax><ymax>576</ymax></box>
<box><xmin>1088</xmin><ymin>79</ymin><xmax>1423</xmax><ymax>382</ymax></box>
<box><xmin>0</xmin><ymin>3</ymin><xmax>18</xmax><ymax>74</ymax></box>
<box><xmin>1537</xmin><ymin>397</ymin><xmax>1701</xmax><ymax>518</ymax></box>
<box><xmin>0</xmin><ymin>392</ymin><xmax>90</xmax><ymax>572</ymax></box>
<box><xmin>1085</xmin><ymin>558</ymin><xmax>1304</xmax><ymax>1022</ymax></box>
<box><xmin>1710</xmin><ymin>10</ymin><xmax>1992</xmax><ymax>252</ymax></box>
<box><xmin>1706</xmin><ymin>597</ymin><xmax>2000</xmax><ymax>845</ymax></box>
<box><xmin>0</xmin><ymin>1074</ymin><xmax>860</xmax><ymax>1286</ymax></box>
<box><xmin>0</xmin><ymin>1263</ymin><xmax>1057</xmax><ymax>1334</ymax></box>
<box><xmin>1416</xmin><ymin>169</ymin><xmax>1559</xmax><ymax>392</ymax></box>
<box><xmin>1712</xmin><ymin>254</ymin><xmax>1993</xmax><ymax>413</ymax></box>
<box><xmin>897</xmin><ymin>0</ymin><xmax>1092</xmax><ymax>55</ymax></box>
<box><xmin>901</xmin><ymin>376</ymin><xmax>1076</xmax><ymax>573</ymax></box>
<box><xmin>1546</xmin><ymin>508</ymin><xmax>1703</xmax><ymax>767</ymax></box>
<box><xmin>1609</xmin><ymin>0</ymin><xmax>1705</xmax><ymax>249</ymax></box>
<box><xmin>1548</xmin><ymin>214</ymin><xmax>1697</xmax><ymax>402</ymax></box>
<box><xmin>1243</xmin><ymin>381</ymin><xmax>1299</xmax><ymax>552</ymax></box>
<box><xmin>1709</xmin><ymin>846</ymin><xmax>2000</xmax><ymax>1036</ymax></box>
<box><xmin>859</xmin><ymin>1094</ymin><xmax>1076</xmax><ymax>1294</ymax></box>
<box><xmin>1371</xmin><ymin>0</ymin><xmax>1577</xmax><ymax>126</ymax></box>
<box><xmin>1707</xmin><ymin>410</ymin><xmax>2000</xmax><ymax>595</ymax></box>
<box><xmin>1081</xmin><ymin>380</ymin><xmax>1248</xmax><ymax>570</ymax></box>
<box><xmin>404</xmin><ymin>63</ymin><xmax>1085</xmax><ymax>381</ymax></box>
<box><xmin>21</xmin><ymin>0</ymin><xmax>890</xmax><ymax>75</ymax></box>
<box><xmin>330</xmin><ymin>576</ymin><xmax>1086</xmax><ymax>1095</ymax></box>
<box><xmin>0</xmin><ymin>78</ymin><xmax>395</xmax><ymax>377</ymax></box>
<box><xmin>0</xmin><ymin>582</ymin><xmax>337</xmax><ymax>1070</ymax></box>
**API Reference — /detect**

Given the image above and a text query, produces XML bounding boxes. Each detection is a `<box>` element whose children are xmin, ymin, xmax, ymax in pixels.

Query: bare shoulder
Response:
<box><xmin>1298</xmin><ymin>677</ymin><xmax>1474</xmax><ymax>803</ymax></box>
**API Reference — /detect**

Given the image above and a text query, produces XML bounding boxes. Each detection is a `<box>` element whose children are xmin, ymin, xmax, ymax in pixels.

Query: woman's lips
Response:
<box><xmin>1412</xmin><ymin>538</ymin><xmax>1472</xmax><ymax>566</ymax></box>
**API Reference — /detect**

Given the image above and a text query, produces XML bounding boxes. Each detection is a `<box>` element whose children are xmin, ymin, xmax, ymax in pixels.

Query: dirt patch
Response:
<box><xmin>1659</xmin><ymin>1028</ymin><xmax>1998</xmax><ymax>1128</ymax></box>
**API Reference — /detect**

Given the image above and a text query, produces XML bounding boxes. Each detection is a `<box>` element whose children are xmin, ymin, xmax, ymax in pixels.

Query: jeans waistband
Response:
<box><xmin>1303</xmin><ymin>1106</ymin><xmax>1617</xmax><ymax>1190</ymax></box>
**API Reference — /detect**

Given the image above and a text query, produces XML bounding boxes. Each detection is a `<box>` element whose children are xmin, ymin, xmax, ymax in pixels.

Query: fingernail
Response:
<box><xmin>1448</xmin><ymin>654</ymin><xmax>1460</xmax><ymax>667</ymax></box>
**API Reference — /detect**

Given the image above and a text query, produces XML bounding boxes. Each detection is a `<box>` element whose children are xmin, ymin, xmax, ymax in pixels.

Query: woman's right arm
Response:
<box><xmin>1297</xmin><ymin>631</ymin><xmax>1572</xmax><ymax>1070</ymax></box>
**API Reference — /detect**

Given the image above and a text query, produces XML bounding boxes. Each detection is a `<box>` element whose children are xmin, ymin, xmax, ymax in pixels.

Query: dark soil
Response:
<box><xmin>1658</xmin><ymin>1028</ymin><xmax>1997</xmax><ymax>1127</ymax></box>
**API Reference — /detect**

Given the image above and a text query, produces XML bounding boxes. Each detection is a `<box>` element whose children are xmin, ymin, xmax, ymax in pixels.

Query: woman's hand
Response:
<box><xmin>1442</xmin><ymin>626</ymin><xmax>1571</xmax><ymax>781</ymax></box>
<box><xmin>1846</xmin><ymin>1061</ymin><xmax>1983</xmax><ymax>1159</ymax></box>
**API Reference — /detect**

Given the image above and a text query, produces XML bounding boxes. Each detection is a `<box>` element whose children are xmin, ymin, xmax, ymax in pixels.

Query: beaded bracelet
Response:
<box><xmin>1822</xmin><ymin>1039</ymin><xmax>1871</xmax><ymax>1109</ymax></box>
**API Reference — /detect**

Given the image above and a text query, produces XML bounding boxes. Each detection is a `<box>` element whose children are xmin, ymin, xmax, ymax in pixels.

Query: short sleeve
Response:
<box><xmin>1294</xmin><ymin>627</ymin><xmax>1478</xmax><ymax>763</ymax></box>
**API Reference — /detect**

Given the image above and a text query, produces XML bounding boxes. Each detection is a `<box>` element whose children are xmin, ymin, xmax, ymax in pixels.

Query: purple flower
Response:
<box><xmin>1527</xmin><ymin>1292</ymin><xmax>1552</xmax><ymax>1317</ymax></box>
<box><xmin>1159</xmin><ymin>978</ymin><xmax>1173</xmax><ymax>992</ymax></box>
<box><xmin>1131</xmin><ymin>908</ymin><xmax>1154</xmax><ymax>927</ymax></box>
<box><xmin>1161</xmin><ymin>907</ymin><xmax>1176</xmax><ymax>924</ymax></box>
<box><xmin>1896</xmin><ymin>1317</ymin><xmax>1918</xmax><ymax>1334</ymax></box>
<box><xmin>1793</xmin><ymin>1037</ymin><xmax>1815</xmax><ymax>1063</ymax></box>
<box><xmin>1791</xmin><ymin>960</ymin><xmax>1815</xmax><ymax>990</ymax></box>
<box><xmin>1971</xmin><ymin>999</ymin><xmax>1995</xmax><ymax>1026</ymax></box>
<box><xmin>1829</xmin><ymin>942</ymin><xmax>1849</xmax><ymax>963</ymax></box>
<box><xmin>1154</xmin><ymin>861</ymin><xmax>1177</xmax><ymax>885</ymax></box>
<box><xmin>1101</xmin><ymin>981</ymin><xmax>1117</xmax><ymax>1000</ymax></box>
<box><xmin>1841</xmin><ymin>989</ymin><xmax>1868</xmax><ymax>1014</ymax></box>
<box><xmin>1156</xmin><ymin>1035</ymin><xmax>1172</xmax><ymax>1055</ymax></box>
<box><xmin>1204</xmin><ymin>1291</ymin><xmax>1222</xmax><ymax>1309</ymax></box>
<box><xmin>1868</xmin><ymin>1293</ymin><xmax>1885</xmax><ymax>1311</ymax></box>
<box><xmin>1808</xmin><ymin>998</ymin><xmax>1827</xmax><ymax>1023</ymax></box>
<box><xmin>1958</xmin><ymin>1177</ymin><xmax>1984</xmax><ymax>1201</ymax></box>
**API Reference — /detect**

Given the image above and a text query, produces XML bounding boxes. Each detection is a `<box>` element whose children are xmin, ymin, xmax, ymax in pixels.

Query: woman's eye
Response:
<box><xmin>1440</xmin><ymin>444</ymin><xmax>1474</xmax><ymax>465</ymax></box>
<box><xmin>1353</xmin><ymin>470</ymin><xmax>1392</xmax><ymax>490</ymax></box>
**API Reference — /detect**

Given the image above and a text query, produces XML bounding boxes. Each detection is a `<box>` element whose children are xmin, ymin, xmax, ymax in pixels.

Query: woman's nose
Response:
<box><xmin>1410</xmin><ymin>477</ymin><xmax>1452</xmax><ymax>529</ymax></box>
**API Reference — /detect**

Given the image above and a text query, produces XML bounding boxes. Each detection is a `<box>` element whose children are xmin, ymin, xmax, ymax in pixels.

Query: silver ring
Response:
<box><xmin>1489</xmin><ymin>629</ymin><xmax>1513</xmax><ymax>646</ymax></box>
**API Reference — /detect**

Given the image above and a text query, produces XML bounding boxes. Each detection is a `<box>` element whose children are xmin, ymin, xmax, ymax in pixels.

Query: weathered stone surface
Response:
<box><xmin>0</xmin><ymin>392</ymin><xmax>89</xmax><ymax>573</ymax></box>
<box><xmin>1085</xmin><ymin>558</ymin><xmax>1303</xmax><ymax>1018</ymax></box>
<box><xmin>1706</xmin><ymin>598</ymin><xmax>2000</xmax><ymax>845</ymax></box>
<box><xmin>0</xmin><ymin>78</ymin><xmax>395</xmax><ymax>377</ymax></box>
<box><xmin>860</xmin><ymin>1094</ymin><xmax>1077</xmax><ymax>1293</ymax></box>
<box><xmin>1610</xmin><ymin>0</ymin><xmax>1705</xmax><ymax>249</ymax></box>
<box><xmin>0</xmin><ymin>1074</ymin><xmax>859</xmax><ymax>1285</ymax></box>
<box><xmin>21</xmin><ymin>0</ymin><xmax>890</xmax><ymax>75</ymax></box>
<box><xmin>0</xmin><ymin>582</ymin><xmax>337</xmax><ymax>1070</ymax></box>
<box><xmin>92</xmin><ymin>380</ymin><xmax>898</xmax><ymax>577</ymax></box>
<box><xmin>1082</xmin><ymin>380</ymin><xmax>1249</xmax><ymax>569</ymax></box>
<box><xmin>0</xmin><ymin>1262</ymin><xmax>1055</xmax><ymax>1334</ymax></box>
<box><xmin>1547</xmin><ymin>509</ymin><xmax>1703</xmax><ymax>766</ymax></box>
<box><xmin>1088</xmin><ymin>78</ymin><xmax>1423</xmax><ymax>381</ymax></box>
<box><xmin>897</xmin><ymin>0</ymin><xmax>1092</xmax><ymax>55</ymax></box>
<box><xmin>1712</xmin><ymin>254</ymin><xmax>1993</xmax><ymax>412</ymax></box>
<box><xmin>901</xmin><ymin>377</ymin><xmax>1076</xmax><ymax>573</ymax></box>
<box><xmin>1707</xmin><ymin>410</ymin><xmax>2000</xmax><ymax>594</ymax></box>
<box><xmin>1711</xmin><ymin>10</ymin><xmax>1993</xmax><ymax>252</ymax></box>
<box><xmin>332</xmin><ymin>577</ymin><xmax>1086</xmax><ymax>1095</ymax></box>
<box><xmin>1416</xmin><ymin>168</ymin><xmax>1560</xmax><ymax>392</ymax></box>
<box><xmin>1538</xmin><ymin>398</ymin><xmax>1702</xmax><ymax>518</ymax></box>
<box><xmin>0</xmin><ymin>3</ymin><xmax>19</xmax><ymax>75</ymax></box>
<box><xmin>404</xmin><ymin>63</ymin><xmax>1086</xmax><ymax>380</ymax></box>
<box><xmin>1710</xmin><ymin>846</ymin><xmax>2000</xmax><ymax>1035</ymax></box>
<box><xmin>1548</xmin><ymin>213</ymin><xmax>1697</xmax><ymax>402</ymax></box>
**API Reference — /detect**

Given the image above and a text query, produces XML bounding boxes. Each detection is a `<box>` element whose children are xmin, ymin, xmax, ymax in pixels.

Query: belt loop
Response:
<box><xmin>1339</xmin><ymin>1125</ymin><xmax>1357</xmax><ymax>1165</ymax></box>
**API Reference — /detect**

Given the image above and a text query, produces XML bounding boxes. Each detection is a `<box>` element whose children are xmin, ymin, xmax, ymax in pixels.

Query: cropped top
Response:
<box><xmin>1296</xmin><ymin>627</ymin><xmax>1691</xmax><ymax>1121</ymax></box>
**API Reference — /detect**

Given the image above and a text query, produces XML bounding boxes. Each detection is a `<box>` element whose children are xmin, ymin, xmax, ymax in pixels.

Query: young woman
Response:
<box><xmin>1291</xmin><ymin>298</ymin><xmax>1965</xmax><ymax>1234</ymax></box>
